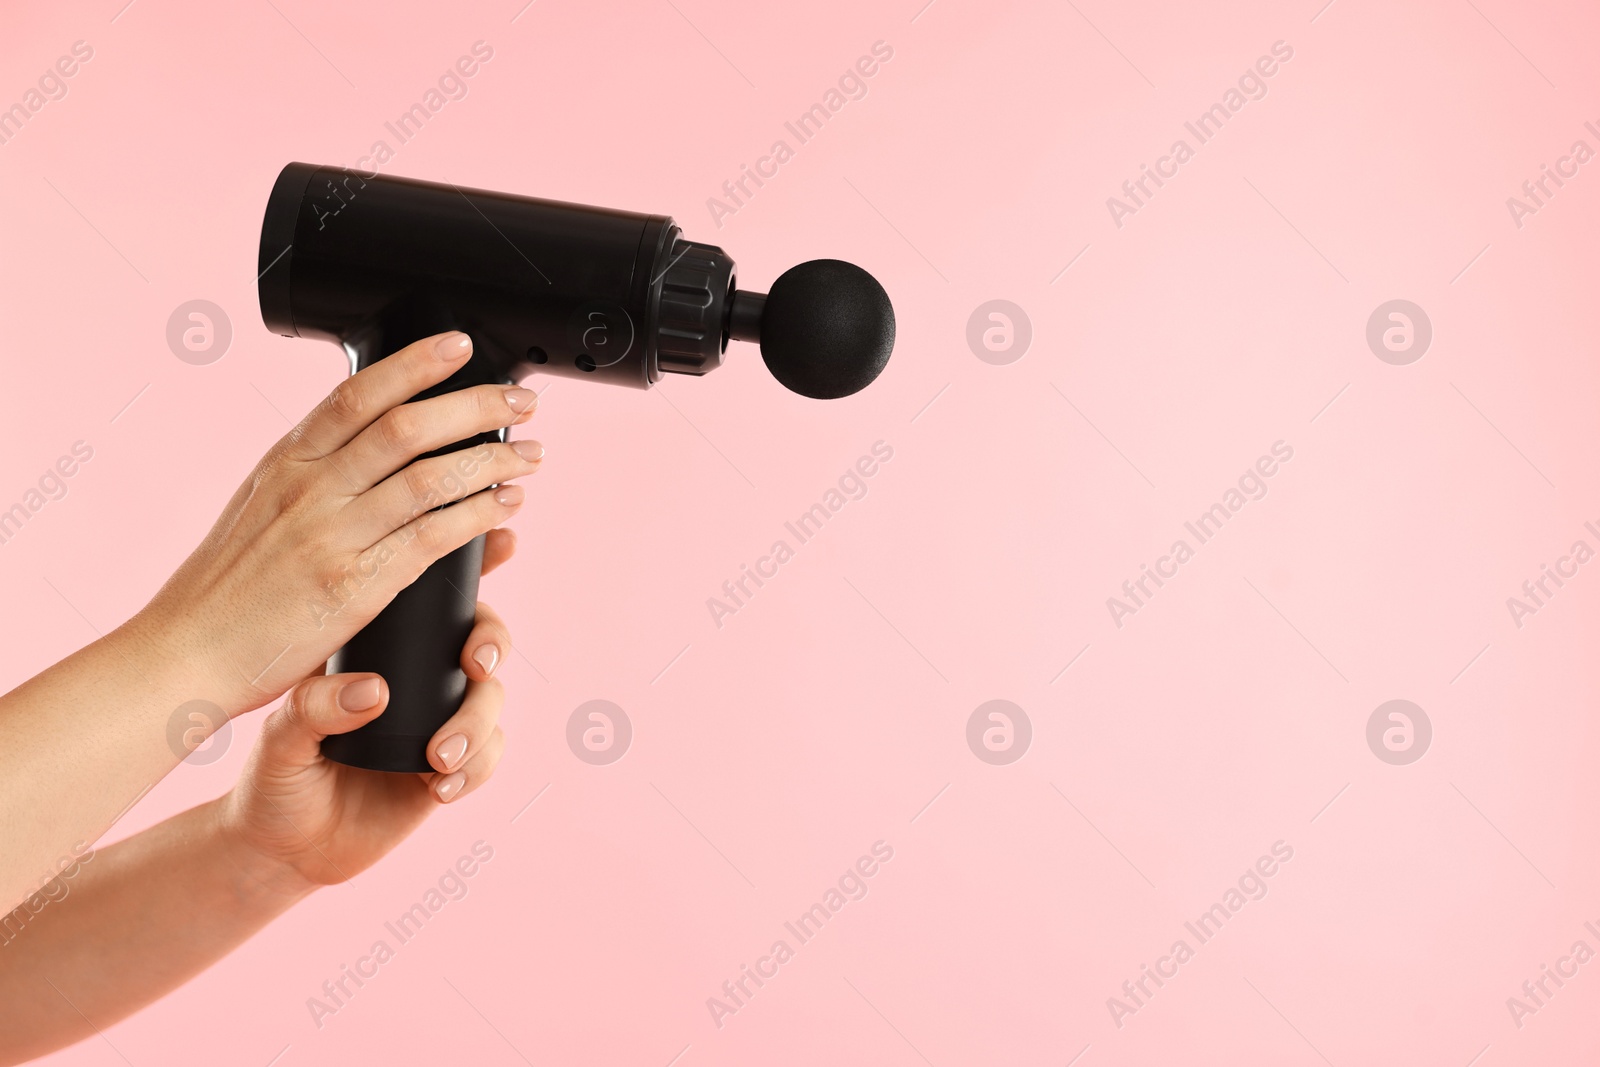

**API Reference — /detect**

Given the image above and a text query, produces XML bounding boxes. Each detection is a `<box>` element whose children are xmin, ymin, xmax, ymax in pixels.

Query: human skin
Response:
<box><xmin>0</xmin><ymin>331</ymin><xmax>538</xmax><ymax>1062</ymax></box>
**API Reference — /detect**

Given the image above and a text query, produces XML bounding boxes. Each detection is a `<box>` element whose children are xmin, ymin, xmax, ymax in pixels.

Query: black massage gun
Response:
<box><xmin>256</xmin><ymin>163</ymin><xmax>895</xmax><ymax>772</ymax></box>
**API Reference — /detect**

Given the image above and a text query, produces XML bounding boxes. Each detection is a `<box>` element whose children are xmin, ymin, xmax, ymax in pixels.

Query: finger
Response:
<box><xmin>481</xmin><ymin>528</ymin><xmax>517</xmax><ymax>575</ymax></box>
<box><xmin>336</xmin><ymin>383</ymin><xmax>538</xmax><ymax>491</ymax></box>
<box><xmin>461</xmin><ymin>601</ymin><xmax>513</xmax><ymax>682</ymax></box>
<box><xmin>425</xmin><ymin>675</ymin><xmax>503</xmax><ymax>775</ymax></box>
<box><xmin>340</xmin><ymin>439</ymin><xmax>542</xmax><ymax>548</ymax></box>
<box><xmin>256</xmin><ymin>673</ymin><xmax>389</xmax><ymax>768</ymax></box>
<box><xmin>282</xmin><ymin>332</ymin><xmax>475</xmax><ymax>461</ymax></box>
<box><xmin>429</xmin><ymin>725</ymin><xmax>505</xmax><ymax>803</ymax></box>
<box><xmin>360</xmin><ymin>483</ymin><xmax>526</xmax><ymax>588</ymax></box>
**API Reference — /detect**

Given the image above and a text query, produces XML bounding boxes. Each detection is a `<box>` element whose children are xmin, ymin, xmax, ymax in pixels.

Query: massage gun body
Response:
<box><xmin>260</xmin><ymin>162</ymin><xmax>745</xmax><ymax>388</ymax></box>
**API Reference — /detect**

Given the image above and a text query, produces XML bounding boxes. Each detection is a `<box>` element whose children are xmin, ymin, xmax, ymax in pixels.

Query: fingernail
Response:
<box><xmin>437</xmin><ymin>733</ymin><xmax>469</xmax><ymax>769</ymax></box>
<box><xmin>435</xmin><ymin>332</ymin><xmax>471</xmax><ymax>359</ymax></box>
<box><xmin>435</xmin><ymin>772</ymin><xmax>466</xmax><ymax>802</ymax></box>
<box><xmin>511</xmin><ymin>439</ymin><xmax>544</xmax><ymax>462</ymax></box>
<box><xmin>494</xmin><ymin>484</ymin><xmax>525</xmax><ymax>507</ymax></box>
<box><xmin>504</xmin><ymin>388</ymin><xmax>538</xmax><ymax>414</ymax></box>
<box><xmin>339</xmin><ymin>677</ymin><xmax>383</xmax><ymax>711</ymax></box>
<box><xmin>473</xmin><ymin>643</ymin><xmax>500</xmax><ymax>676</ymax></box>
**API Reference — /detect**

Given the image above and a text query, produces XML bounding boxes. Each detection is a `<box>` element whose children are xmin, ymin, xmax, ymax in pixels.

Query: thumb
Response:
<box><xmin>257</xmin><ymin>673</ymin><xmax>389</xmax><ymax>768</ymax></box>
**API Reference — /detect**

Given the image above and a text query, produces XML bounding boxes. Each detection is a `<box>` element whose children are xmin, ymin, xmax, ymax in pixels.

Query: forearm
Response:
<box><xmin>0</xmin><ymin>614</ymin><xmax>234</xmax><ymax>911</ymax></box>
<box><xmin>0</xmin><ymin>796</ymin><xmax>312</xmax><ymax>1066</ymax></box>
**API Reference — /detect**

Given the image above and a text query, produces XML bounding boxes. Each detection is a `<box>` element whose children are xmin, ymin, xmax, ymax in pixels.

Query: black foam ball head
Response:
<box><xmin>759</xmin><ymin>260</ymin><xmax>895</xmax><ymax>399</ymax></box>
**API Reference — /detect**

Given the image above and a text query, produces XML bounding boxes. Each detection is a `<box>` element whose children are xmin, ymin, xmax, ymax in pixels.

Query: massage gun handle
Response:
<box><xmin>319</xmin><ymin>308</ymin><xmax>508</xmax><ymax>773</ymax></box>
<box><xmin>320</xmin><ymin>530</ymin><xmax>486</xmax><ymax>772</ymax></box>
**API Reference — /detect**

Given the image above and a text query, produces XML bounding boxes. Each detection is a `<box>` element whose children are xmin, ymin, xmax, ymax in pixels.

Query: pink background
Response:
<box><xmin>3</xmin><ymin>0</ymin><xmax>1599</xmax><ymax>1062</ymax></box>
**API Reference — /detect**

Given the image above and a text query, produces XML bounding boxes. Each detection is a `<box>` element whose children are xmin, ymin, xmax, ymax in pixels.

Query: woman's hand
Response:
<box><xmin>134</xmin><ymin>331</ymin><xmax>542</xmax><ymax>718</ymax></box>
<box><xmin>0</xmin><ymin>360</ymin><xmax>530</xmax><ymax>1060</ymax></box>
<box><xmin>0</xmin><ymin>558</ymin><xmax>517</xmax><ymax>1061</ymax></box>
<box><xmin>218</xmin><ymin>580</ymin><xmax>514</xmax><ymax>890</ymax></box>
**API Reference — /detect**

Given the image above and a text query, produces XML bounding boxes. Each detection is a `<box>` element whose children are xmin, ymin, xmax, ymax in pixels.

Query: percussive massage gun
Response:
<box><xmin>256</xmin><ymin>163</ymin><xmax>896</xmax><ymax>772</ymax></box>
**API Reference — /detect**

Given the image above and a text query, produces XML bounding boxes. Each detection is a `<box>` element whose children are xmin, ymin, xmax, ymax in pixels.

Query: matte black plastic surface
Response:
<box><xmin>324</xmin><ymin>304</ymin><xmax>505</xmax><ymax>773</ymax></box>
<box><xmin>254</xmin><ymin>163</ymin><xmax>897</xmax><ymax>772</ymax></box>
<box><xmin>759</xmin><ymin>260</ymin><xmax>896</xmax><ymax>399</ymax></box>
<box><xmin>260</xmin><ymin>162</ymin><xmax>673</xmax><ymax>387</ymax></box>
<box><xmin>255</xmin><ymin>164</ymin><xmax>678</xmax><ymax>771</ymax></box>
<box><xmin>322</xmin><ymin>536</ymin><xmax>484</xmax><ymax>773</ymax></box>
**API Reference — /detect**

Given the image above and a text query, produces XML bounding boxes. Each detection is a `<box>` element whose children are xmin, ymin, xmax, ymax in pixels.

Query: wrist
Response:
<box><xmin>112</xmin><ymin>603</ymin><xmax>265</xmax><ymax>721</ymax></box>
<box><xmin>203</xmin><ymin>796</ymin><xmax>321</xmax><ymax>909</ymax></box>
